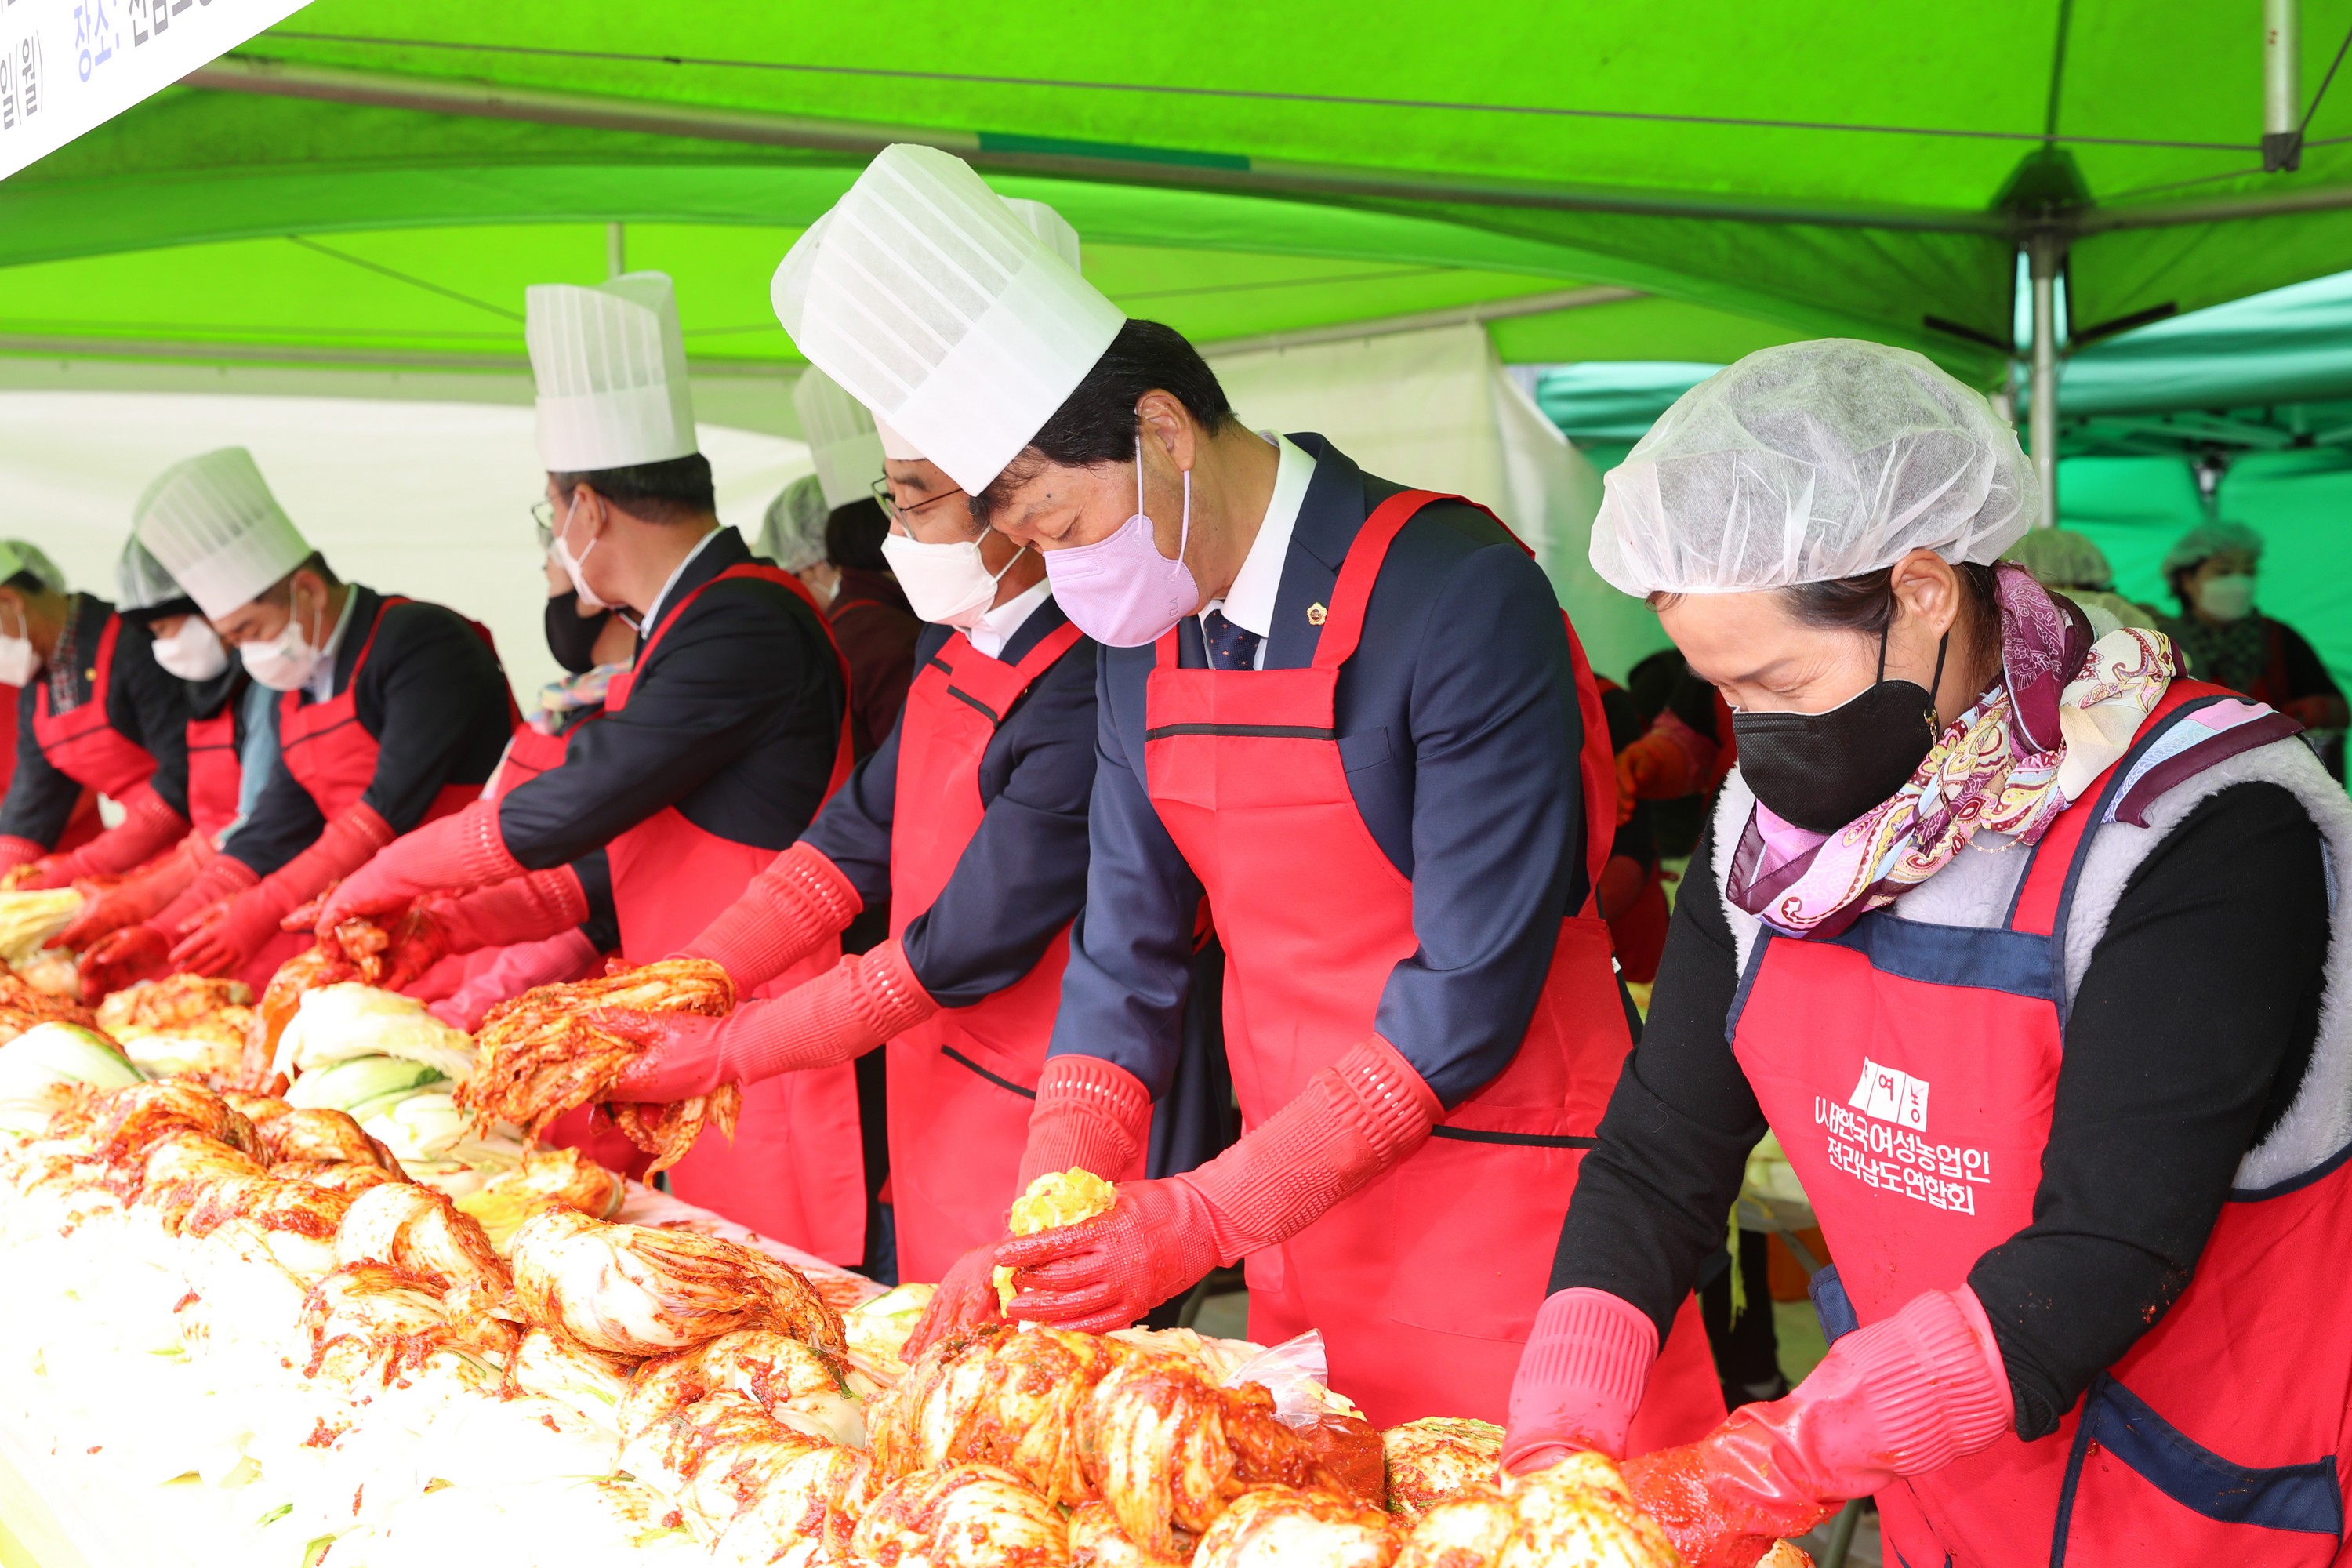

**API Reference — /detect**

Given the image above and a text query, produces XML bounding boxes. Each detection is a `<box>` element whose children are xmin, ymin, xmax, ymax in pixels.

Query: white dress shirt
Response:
<box><xmin>641</xmin><ymin>524</ymin><xmax>727</xmax><ymax>633</ymax></box>
<box><xmin>1198</xmin><ymin>433</ymin><xmax>1316</xmax><ymax>670</ymax></box>
<box><xmin>966</xmin><ymin>575</ymin><xmax>1051</xmax><ymax>661</ymax></box>
<box><xmin>301</xmin><ymin>586</ymin><xmax>363</xmax><ymax>702</ymax></box>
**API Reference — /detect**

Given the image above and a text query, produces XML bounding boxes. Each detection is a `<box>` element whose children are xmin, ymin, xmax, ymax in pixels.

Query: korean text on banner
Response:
<box><xmin>0</xmin><ymin>0</ymin><xmax>310</xmax><ymax>180</ymax></box>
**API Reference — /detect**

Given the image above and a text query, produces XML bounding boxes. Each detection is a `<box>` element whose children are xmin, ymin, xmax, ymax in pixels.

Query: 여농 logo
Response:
<box><xmin>1848</xmin><ymin>1058</ymin><xmax>1930</xmax><ymax>1133</ymax></box>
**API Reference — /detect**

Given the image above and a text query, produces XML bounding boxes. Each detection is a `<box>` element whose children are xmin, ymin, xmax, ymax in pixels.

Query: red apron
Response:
<box><xmin>32</xmin><ymin>613</ymin><xmax>159</xmax><ymax>801</ymax></box>
<box><xmin>601</xmin><ymin>563</ymin><xmax>864</xmax><ymax>1261</ymax></box>
<box><xmin>884</xmin><ymin>618</ymin><xmax>1090</xmax><ymax>1283</ymax></box>
<box><xmin>488</xmin><ymin>720</ymin><xmax>576</xmax><ymax>801</ymax></box>
<box><xmin>183</xmin><ymin>706</ymin><xmax>242</xmax><ymax>839</ymax></box>
<box><xmin>1733</xmin><ymin>682</ymin><xmax>2352</xmax><ymax>1566</ymax></box>
<box><xmin>276</xmin><ymin>596</ymin><xmax>499</xmax><ymax>826</ymax></box>
<box><xmin>1140</xmin><ymin>489</ymin><xmax>1722</xmax><ymax>1434</ymax></box>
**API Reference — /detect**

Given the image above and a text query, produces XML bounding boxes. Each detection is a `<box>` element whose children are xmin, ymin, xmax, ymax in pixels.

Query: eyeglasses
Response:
<box><xmin>869</xmin><ymin>476</ymin><xmax>969</xmax><ymax>529</ymax></box>
<box><xmin>531</xmin><ymin>497</ymin><xmax>558</xmax><ymax>550</ymax></box>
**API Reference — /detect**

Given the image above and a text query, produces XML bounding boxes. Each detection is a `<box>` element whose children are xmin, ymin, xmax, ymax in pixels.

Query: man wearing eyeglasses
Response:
<box><xmin>318</xmin><ymin>273</ymin><xmax>864</xmax><ymax>1266</ymax></box>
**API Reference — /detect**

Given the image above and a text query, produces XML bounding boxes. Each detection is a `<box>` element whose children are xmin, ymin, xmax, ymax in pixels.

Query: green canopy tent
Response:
<box><xmin>11</xmin><ymin>0</ymin><xmax>2352</xmax><ymax>391</ymax></box>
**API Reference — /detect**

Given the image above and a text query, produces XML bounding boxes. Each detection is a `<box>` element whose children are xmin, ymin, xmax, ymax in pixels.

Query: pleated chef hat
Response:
<box><xmin>527</xmin><ymin>271</ymin><xmax>699</xmax><ymax>473</ymax></box>
<box><xmin>771</xmin><ymin>147</ymin><xmax>1124</xmax><ymax>495</ymax></box>
<box><xmin>115</xmin><ymin>535</ymin><xmax>190</xmax><ymax>612</ymax></box>
<box><xmin>134</xmin><ymin>448</ymin><xmax>311</xmax><ymax>618</ymax></box>
<box><xmin>1004</xmin><ymin>198</ymin><xmax>1083</xmax><ymax>274</ymax></box>
<box><xmin>792</xmin><ymin>367</ymin><xmax>887</xmax><ymax>511</ymax></box>
<box><xmin>1591</xmin><ymin>339</ymin><xmax>2036</xmax><ymax>597</ymax></box>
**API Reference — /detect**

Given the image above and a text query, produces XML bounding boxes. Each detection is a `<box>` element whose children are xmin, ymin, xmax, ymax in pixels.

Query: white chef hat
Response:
<box><xmin>0</xmin><ymin>540</ymin><xmax>63</xmax><ymax>594</ymax></box>
<box><xmin>771</xmin><ymin>146</ymin><xmax>1124</xmax><ymax>495</ymax></box>
<box><xmin>791</xmin><ymin>367</ymin><xmax>886</xmax><ymax>511</ymax></box>
<box><xmin>134</xmin><ymin>448</ymin><xmax>312</xmax><ymax>618</ymax></box>
<box><xmin>1591</xmin><ymin>339</ymin><xmax>2036</xmax><ymax>597</ymax></box>
<box><xmin>526</xmin><ymin>271</ymin><xmax>700</xmax><ymax>474</ymax></box>
<box><xmin>1003</xmin><ymin>198</ymin><xmax>1083</xmax><ymax>274</ymax></box>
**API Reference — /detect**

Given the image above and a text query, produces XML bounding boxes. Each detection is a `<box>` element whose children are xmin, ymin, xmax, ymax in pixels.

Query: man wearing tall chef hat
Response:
<box><xmin>78</xmin><ymin>447</ymin><xmax>516</xmax><ymax>992</ymax></box>
<box><xmin>557</xmin><ymin>198</ymin><xmax>1120</xmax><ymax>1289</ymax></box>
<box><xmin>770</xmin><ymin>146</ymin><xmax>1725</xmax><ymax>1435</ymax></box>
<box><xmin>317</xmin><ymin>273</ymin><xmax>863</xmax><ymax>1264</ymax></box>
<box><xmin>0</xmin><ymin>539</ymin><xmax>194</xmax><ymax>893</ymax></box>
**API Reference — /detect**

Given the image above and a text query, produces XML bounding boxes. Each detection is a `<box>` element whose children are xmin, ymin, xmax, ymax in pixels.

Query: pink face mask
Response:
<box><xmin>1043</xmin><ymin>437</ymin><xmax>1200</xmax><ymax>647</ymax></box>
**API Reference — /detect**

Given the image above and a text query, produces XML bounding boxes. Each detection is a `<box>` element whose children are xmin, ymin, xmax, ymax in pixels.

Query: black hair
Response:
<box><xmin>264</xmin><ymin>551</ymin><xmax>340</xmax><ymax>601</ymax></box>
<box><xmin>1</xmin><ymin>571</ymin><xmax>49</xmax><ymax>597</ymax></box>
<box><xmin>121</xmin><ymin>596</ymin><xmax>199</xmax><ymax>625</ymax></box>
<box><xmin>1780</xmin><ymin>561</ymin><xmax>2005</xmax><ymax>694</ymax></box>
<box><xmin>551</xmin><ymin>452</ymin><xmax>717</xmax><ymax>523</ymax></box>
<box><xmin>975</xmin><ymin>320</ymin><xmax>1235</xmax><ymax>517</ymax></box>
<box><xmin>1625</xmin><ymin>648</ymin><xmax>1688</xmax><ymax>725</ymax></box>
<box><xmin>823</xmin><ymin>498</ymin><xmax>891</xmax><ymax>575</ymax></box>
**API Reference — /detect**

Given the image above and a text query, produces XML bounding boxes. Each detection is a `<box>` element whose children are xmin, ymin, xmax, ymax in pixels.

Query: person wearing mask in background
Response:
<box><xmin>1505</xmin><ymin>341</ymin><xmax>2350</xmax><ymax>1568</ymax></box>
<box><xmin>316</xmin><ymin>274</ymin><xmax>860</xmax><ymax>1262</ymax></box>
<box><xmin>56</xmin><ymin>536</ymin><xmax>284</xmax><ymax>984</ymax></box>
<box><xmin>386</xmin><ymin>543</ymin><xmax>635</xmax><ymax>1038</ymax></box>
<box><xmin>0</xmin><ymin>539</ymin><xmax>194</xmax><ymax>895</ymax></box>
<box><xmin>588</xmin><ymin>194</ymin><xmax>1115</xmax><ymax>1291</ymax></box>
<box><xmin>777</xmin><ymin>147</ymin><xmax>1721</xmax><ymax>1436</ymax></box>
<box><xmin>785</xmin><ymin>368</ymin><xmax>921</xmax><ymax>762</ymax></box>
<box><xmin>2158</xmin><ymin>519</ymin><xmax>2347</xmax><ymax>779</ymax></box>
<box><xmin>75</xmin><ymin>447</ymin><xmax>515</xmax><ymax>992</ymax></box>
<box><xmin>2003</xmin><ymin>525</ymin><xmax>2161</xmax><ymax>632</ymax></box>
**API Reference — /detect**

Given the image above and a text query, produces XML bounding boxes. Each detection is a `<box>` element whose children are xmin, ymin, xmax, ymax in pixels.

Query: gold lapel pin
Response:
<box><xmin>1306</xmin><ymin>602</ymin><xmax>1328</xmax><ymax>626</ymax></box>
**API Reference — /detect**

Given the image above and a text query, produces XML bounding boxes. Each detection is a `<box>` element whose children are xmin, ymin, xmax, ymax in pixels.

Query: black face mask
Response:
<box><xmin>1732</xmin><ymin>629</ymin><xmax>1948</xmax><ymax>833</ymax></box>
<box><xmin>544</xmin><ymin>591</ymin><xmax>614</xmax><ymax>675</ymax></box>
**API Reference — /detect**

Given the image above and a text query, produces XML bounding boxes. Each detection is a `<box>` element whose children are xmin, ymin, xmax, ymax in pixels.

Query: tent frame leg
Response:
<box><xmin>2027</xmin><ymin>235</ymin><xmax>2064</xmax><ymax>528</ymax></box>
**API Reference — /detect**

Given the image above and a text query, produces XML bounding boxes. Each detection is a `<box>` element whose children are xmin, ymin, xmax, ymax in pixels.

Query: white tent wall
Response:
<box><xmin>0</xmin><ymin>390</ymin><xmax>811</xmax><ymax>700</ymax></box>
<box><xmin>1205</xmin><ymin>324</ymin><xmax>1667</xmax><ymax>681</ymax></box>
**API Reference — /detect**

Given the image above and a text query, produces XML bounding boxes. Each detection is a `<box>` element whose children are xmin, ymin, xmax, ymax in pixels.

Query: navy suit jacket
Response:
<box><xmin>1047</xmin><ymin>434</ymin><xmax>1588</xmax><ymax>1108</ymax></box>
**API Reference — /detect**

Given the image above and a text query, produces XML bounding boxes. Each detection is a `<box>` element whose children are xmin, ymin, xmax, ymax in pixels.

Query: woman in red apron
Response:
<box><xmin>583</xmin><ymin>445</ymin><xmax>1101</xmax><ymax>1286</ymax></box>
<box><xmin>1509</xmin><ymin>340</ymin><xmax>2352</xmax><ymax>1568</ymax></box>
<box><xmin>58</xmin><ymin>538</ymin><xmax>274</xmax><ymax>977</ymax></box>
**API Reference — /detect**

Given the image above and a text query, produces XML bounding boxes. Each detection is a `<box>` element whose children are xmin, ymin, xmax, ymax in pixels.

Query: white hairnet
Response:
<box><xmin>2002</xmin><ymin>526</ymin><xmax>2114</xmax><ymax>590</ymax></box>
<box><xmin>760</xmin><ymin>475</ymin><xmax>831</xmax><ymax>574</ymax></box>
<box><xmin>1590</xmin><ymin>339</ymin><xmax>2038</xmax><ymax>597</ymax></box>
<box><xmin>0</xmin><ymin>541</ymin><xmax>63</xmax><ymax>594</ymax></box>
<box><xmin>115</xmin><ymin>536</ymin><xmax>191</xmax><ymax>611</ymax></box>
<box><xmin>2161</xmin><ymin>518</ymin><xmax>2264</xmax><ymax>579</ymax></box>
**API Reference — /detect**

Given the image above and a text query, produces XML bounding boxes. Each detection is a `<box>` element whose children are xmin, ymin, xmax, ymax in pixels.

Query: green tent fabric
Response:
<box><xmin>2061</xmin><ymin>451</ymin><xmax>2352</xmax><ymax>698</ymax></box>
<box><xmin>12</xmin><ymin>1</ymin><xmax>2352</xmax><ymax>379</ymax></box>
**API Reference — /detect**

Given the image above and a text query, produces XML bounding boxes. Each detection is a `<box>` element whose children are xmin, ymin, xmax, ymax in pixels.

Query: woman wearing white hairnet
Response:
<box><xmin>1502</xmin><ymin>340</ymin><xmax>2352</xmax><ymax>1567</ymax></box>
<box><xmin>2155</xmin><ymin>518</ymin><xmax>2347</xmax><ymax>779</ymax></box>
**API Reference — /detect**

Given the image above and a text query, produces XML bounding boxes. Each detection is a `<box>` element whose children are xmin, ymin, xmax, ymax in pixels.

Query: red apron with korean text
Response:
<box><xmin>884</xmin><ymin>619</ymin><xmax>1089</xmax><ymax>1283</ymax></box>
<box><xmin>1141</xmin><ymin>489</ymin><xmax>1722</xmax><ymax>1434</ymax></box>
<box><xmin>1731</xmin><ymin>682</ymin><xmax>2352</xmax><ymax>1566</ymax></box>
<box><xmin>33</xmin><ymin>613</ymin><xmax>158</xmax><ymax>801</ymax></box>
<box><xmin>601</xmin><ymin>564</ymin><xmax>864</xmax><ymax>1261</ymax></box>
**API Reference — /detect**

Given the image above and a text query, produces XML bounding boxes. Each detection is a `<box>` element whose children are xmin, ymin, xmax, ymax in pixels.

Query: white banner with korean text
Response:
<box><xmin>0</xmin><ymin>0</ymin><xmax>310</xmax><ymax>180</ymax></box>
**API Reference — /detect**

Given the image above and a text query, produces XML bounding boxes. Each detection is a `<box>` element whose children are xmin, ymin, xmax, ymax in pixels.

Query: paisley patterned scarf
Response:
<box><xmin>1726</xmin><ymin>565</ymin><xmax>2175</xmax><ymax>940</ymax></box>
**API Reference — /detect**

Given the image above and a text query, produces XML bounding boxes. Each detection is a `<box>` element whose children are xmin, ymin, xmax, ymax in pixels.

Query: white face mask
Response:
<box><xmin>550</xmin><ymin>496</ymin><xmax>605</xmax><ymax>610</ymax></box>
<box><xmin>880</xmin><ymin>529</ymin><xmax>1025</xmax><ymax>629</ymax></box>
<box><xmin>241</xmin><ymin>593</ymin><xmax>327</xmax><ymax>692</ymax></box>
<box><xmin>0</xmin><ymin>600</ymin><xmax>40</xmax><ymax>688</ymax></box>
<box><xmin>151</xmin><ymin>618</ymin><xmax>229</xmax><ymax>682</ymax></box>
<box><xmin>2198</xmin><ymin>572</ymin><xmax>2256</xmax><ymax>622</ymax></box>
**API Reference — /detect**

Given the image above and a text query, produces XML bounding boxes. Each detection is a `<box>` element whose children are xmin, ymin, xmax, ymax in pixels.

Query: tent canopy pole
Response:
<box><xmin>2028</xmin><ymin>234</ymin><xmax>2063</xmax><ymax>526</ymax></box>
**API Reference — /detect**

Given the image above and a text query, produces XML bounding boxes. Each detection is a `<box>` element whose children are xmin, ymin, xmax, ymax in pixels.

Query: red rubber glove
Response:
<box><xmin>601</xmin><ymin>938</ymin><xmax>935</xmax><ymax>1102</ymax></box>
<box><xmin>0</xmin><ymin>835</ymin><xmax>45</xmax><ymax>878</ymax></box>
<box><xmin>147</xmin><ymin>850</ymin><xmax>260</xmax><ymax>943</ymax></box>
<box><xmin>22</xmin><ymin>782</ymin><xmax>192</xmax><ymax>888</ymax></box>
<box><xmin>905</xmin><ymin>1054</ymin><xmax>1156</xmax><ymax>1359</ymax></box>
<box><xmin>677</xmin><ymin>842</ymin><xmax>862</xmax><ymax>991</ymax></box>
<box><xmin>997</xmin><ymin>1036</ymin><xmax>1442</xmax><ymax>1333</ymax></box>
<box><xmin>1502</xmin><ymin>1288</ymin><xmax>1662</xmax><ymax>1471</ymax></box>
<box><xmin>49</xmin><ymin>831</ymin><xmax>210</xmax><ymax>952</ymax></box>
<box><xmin>417</xmin><ymin>867</ymin><xmax>590</xmax><ymax>956</ymax></box>
<box><xmin>77</xmin><ymin>924</ymin><xmax>173</xmax><ymax>998</ymax></box>
<box><xmin>1615</xmin><ymin>712</ymin><xmax>1719</xmax><ymax>824</ymax></box>
<box><xmin>312</xmin><ymin>800</ymin><xmax>522</xmax><ymax>931</ymax></box>
<box><xmin>1622</xmin><ymin>1287</ymin><xmax>2011</xmax><ymax>1568</ymax></box>
<box><xmin>173</xmin><ymin>806</ymin><xmax>395</xmax><ymax>977</ymax></box>
<box><xmin>426</xmin><ymin>927</ymin><xmax>602</xmax><ymax>1031</ymax></box>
